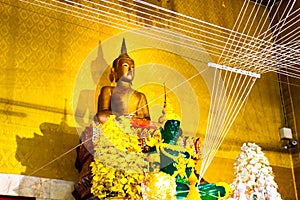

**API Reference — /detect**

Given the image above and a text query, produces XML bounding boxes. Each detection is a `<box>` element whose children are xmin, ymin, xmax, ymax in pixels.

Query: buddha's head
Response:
<box><xmin>111</xmin><ymin>38</ymin><xmax>135</xmax><ymax>83</ymax></box>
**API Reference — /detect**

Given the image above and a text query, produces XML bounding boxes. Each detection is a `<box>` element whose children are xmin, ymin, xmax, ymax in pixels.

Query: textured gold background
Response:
<box><xmin>0</xmin><ymin>0</ymin><xmax>297</xmax><ymax>199</ymax></box>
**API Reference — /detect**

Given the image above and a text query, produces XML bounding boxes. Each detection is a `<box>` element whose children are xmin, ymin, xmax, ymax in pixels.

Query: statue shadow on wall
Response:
<box><xmin>13</xmin><ymin>104</ymin><xmax>79</xmax><ymax>198</ymax></box>
<box><xmin>15</xmin><ymin>117</ymin><xmax>79</xmax><ymax>181</ymax></box>
<box><xmin>74</xmin><ymin>40</ymin><xmax>109</xmax><ymax>134</ymax></box>
<box><xmin>13</xmin><ymin>40</ymin><xmax>109</xmax><ymax>197</ymax></box>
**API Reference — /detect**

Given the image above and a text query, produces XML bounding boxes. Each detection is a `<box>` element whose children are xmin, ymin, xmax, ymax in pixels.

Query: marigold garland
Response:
<box><xmin>91</xmin><ymin>115</ymin><xmax>150</xmax><ymax>199</ymax></box>
<box><xmin>91</xmin><ymin>160</ymin><xmax>144</xmax><ymax>199</ymax></box>
<box><xmin>99</xmin><ymin>115</ymin><xmax>143</xmax><ymax>153</ymax></box>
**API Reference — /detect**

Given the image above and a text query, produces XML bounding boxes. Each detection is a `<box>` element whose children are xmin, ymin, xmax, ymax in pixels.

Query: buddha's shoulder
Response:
<box><xmin>100</xmin><ymin>86</ymin><xmax>115</xmax><ymax>93</ymax></box>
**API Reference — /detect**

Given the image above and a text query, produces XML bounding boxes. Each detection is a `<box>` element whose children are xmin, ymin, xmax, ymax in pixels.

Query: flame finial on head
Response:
<box><xmin>112</xmin><ymin>38</ymin><xmax>134</xmax><ymax>70</ymax></box>
<box><xmin>121</xmin><ymin>37</ymin><xmax>127</xmax><ymax>56</ymax></box>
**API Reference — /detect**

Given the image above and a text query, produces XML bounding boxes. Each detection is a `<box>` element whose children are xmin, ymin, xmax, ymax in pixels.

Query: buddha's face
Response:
<box><xmin>116</xmin><ymin>58</ymin><xmax>135</xmax><ymax>82</ymax></box>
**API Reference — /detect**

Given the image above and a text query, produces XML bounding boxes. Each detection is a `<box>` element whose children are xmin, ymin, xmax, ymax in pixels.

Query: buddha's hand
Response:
<box><xmin>97</xmin><ymin>113</ymin><xmax>110</xmax><ymax>124</ymax></box>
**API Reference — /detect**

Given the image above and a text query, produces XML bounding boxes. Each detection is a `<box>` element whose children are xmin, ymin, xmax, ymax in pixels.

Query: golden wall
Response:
<box><xmin>0</xmin><ymin>0</ymin><xmax>296</xmax><ymax>199</ymax></box>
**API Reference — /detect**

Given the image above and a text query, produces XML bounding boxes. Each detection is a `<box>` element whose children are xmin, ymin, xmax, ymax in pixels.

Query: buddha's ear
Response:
<box><xmin>109</xmin><ymin>67</ymin><xmax>115</xmax><ymax>83</ymax></box>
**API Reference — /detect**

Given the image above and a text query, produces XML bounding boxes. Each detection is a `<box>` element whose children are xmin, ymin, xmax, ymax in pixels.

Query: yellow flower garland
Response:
<box><xmin>91</xmin><ymin>160</ymin><xmax>144</xmax><ymax>199</ymax></box>
<box><xmin>91</xmin><ymin>115</ymin><xmax>149</xmax><ymax>199</ymax></box>
<box><xmin>99</xmin><ymin>115</ymin><xmax>143</xmax><ymax>153</ymax></box>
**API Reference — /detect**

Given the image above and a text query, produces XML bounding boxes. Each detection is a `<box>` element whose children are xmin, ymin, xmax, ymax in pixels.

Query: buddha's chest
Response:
<box><xmin>111</xmin><ymin>88</ymin><xmax>140</xmax><ymax>115</ymax></box>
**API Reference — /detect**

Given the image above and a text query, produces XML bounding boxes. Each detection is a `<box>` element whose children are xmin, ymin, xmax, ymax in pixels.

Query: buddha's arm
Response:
<box><xmin>137</xmin><ymin>93</ymin><xmax>151</xmax><ymax>120</ymax></box>
<box><xmin>97</xmin><ymin>86</ymin><xmax>113</xmax><ymax>123</ymax></box>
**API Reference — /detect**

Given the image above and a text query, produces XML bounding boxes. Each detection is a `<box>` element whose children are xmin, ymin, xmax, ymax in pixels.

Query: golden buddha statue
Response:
<box><xmin>73</xmin><ymin>38</ymin><xmax>150</xmax><ymax>200</ymax></box>
<box><xmin>96</xmin><ymin>38</ymin><xmax>150</xmax><ymax>123</ymax></box>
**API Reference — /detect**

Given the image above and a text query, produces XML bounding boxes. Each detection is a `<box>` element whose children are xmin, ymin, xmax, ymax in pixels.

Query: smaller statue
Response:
<box><xmin>147</xmin><ymin>93</ymin><xmax>231</xmax><ymax>200</ymax></box>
